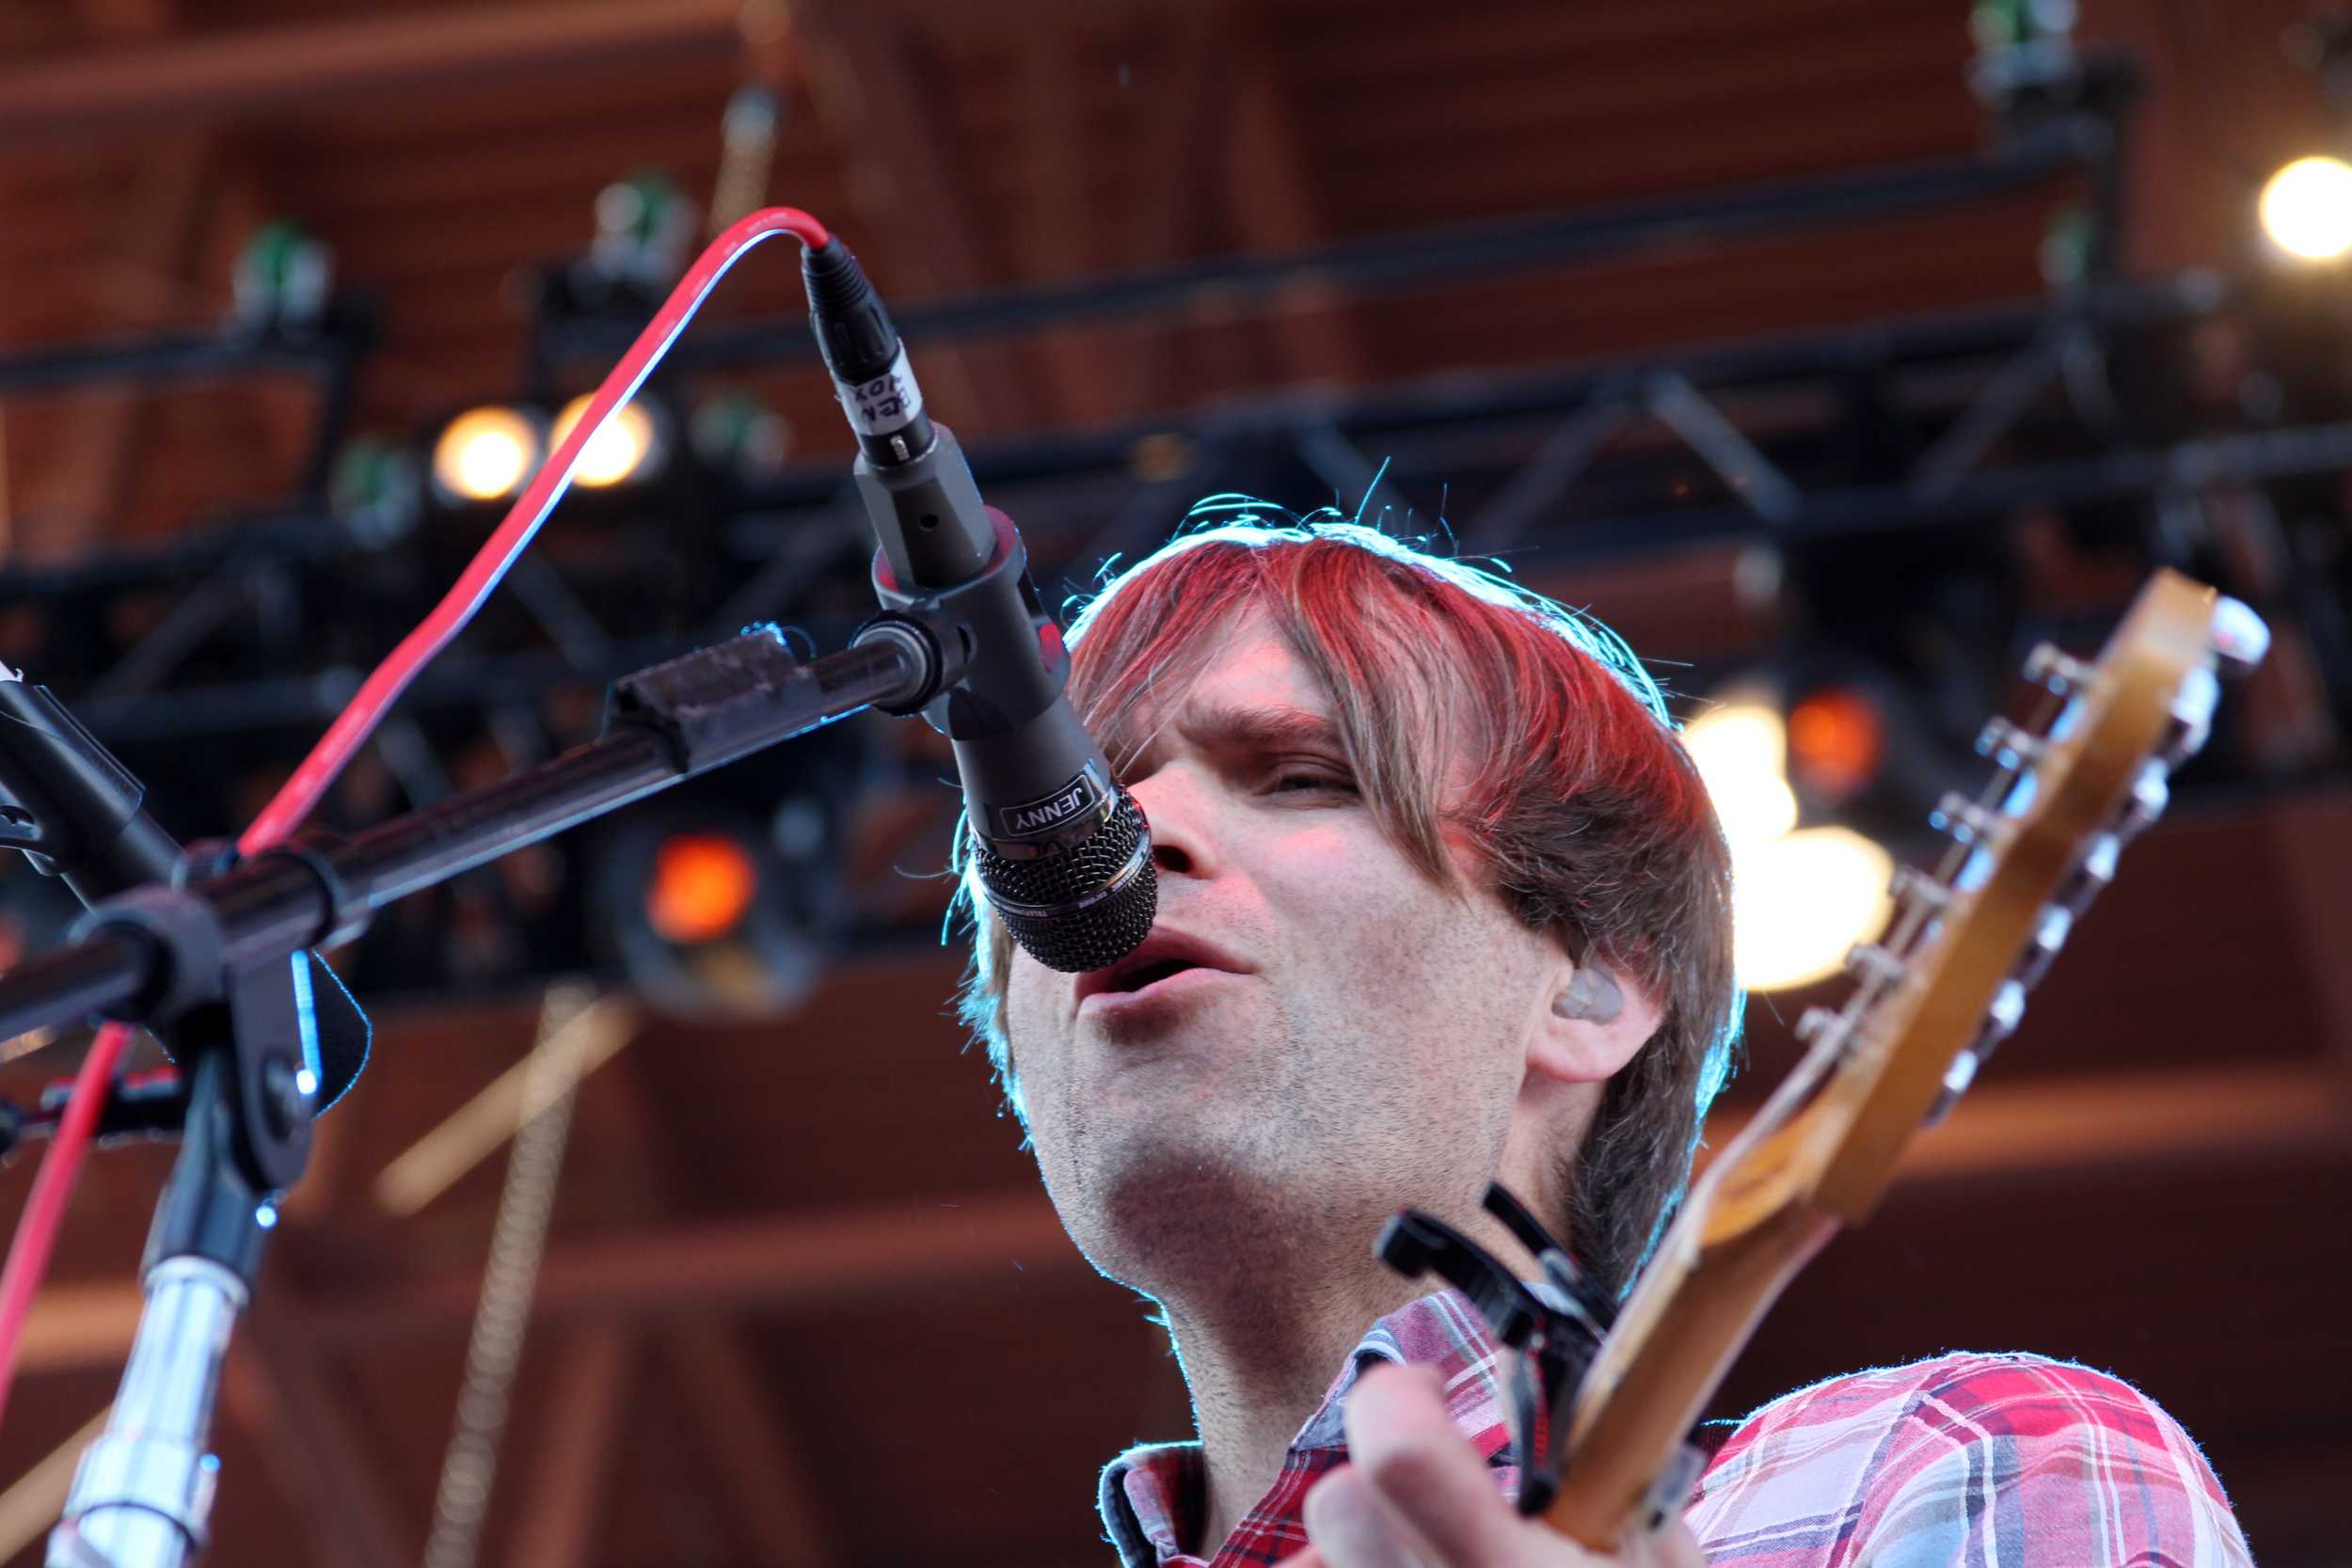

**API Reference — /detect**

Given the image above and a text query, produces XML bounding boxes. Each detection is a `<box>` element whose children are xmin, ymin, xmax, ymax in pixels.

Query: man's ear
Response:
<box><xmin>1527</xmin><ymin>957</ymin><xmax>1663</xmax><ymax>1087</ymax></box>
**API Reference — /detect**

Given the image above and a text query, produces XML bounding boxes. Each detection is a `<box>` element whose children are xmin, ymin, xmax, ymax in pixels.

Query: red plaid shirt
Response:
<box><xmin>1099</xmin><ymin>1289</ymin><xmax>2250</xmax><ymax>1566</ymax></box>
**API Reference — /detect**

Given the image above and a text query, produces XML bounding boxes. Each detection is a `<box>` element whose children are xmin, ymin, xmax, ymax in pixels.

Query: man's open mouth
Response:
<box><xmin>1107</xmin><ymin>958</ymin><xmax>1201</xmax><ymax>993</ymax></box>
<box><xmin>1074</xmin><ymin>927</ymin><xmax>1254</xmax><ymax>1006</ymax></box>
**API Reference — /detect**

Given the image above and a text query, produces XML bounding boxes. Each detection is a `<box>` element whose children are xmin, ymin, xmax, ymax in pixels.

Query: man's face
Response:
<box><xmin>1002</xmin><ymin>611</ymin><xmax>1573</xmax><ymax>1297</ymax></box>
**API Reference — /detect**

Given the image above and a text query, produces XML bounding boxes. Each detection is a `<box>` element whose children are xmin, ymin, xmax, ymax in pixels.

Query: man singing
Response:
<box><xmin>955</xmin><ymin>506</ymin><xmax>2249</xmax><ymax>1567</ymax></box>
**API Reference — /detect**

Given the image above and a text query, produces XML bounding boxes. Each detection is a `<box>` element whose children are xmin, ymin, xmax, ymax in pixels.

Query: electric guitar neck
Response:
<box><xmin>1543</xmin><ymin>569</ymin><xmax>2268</xmax><ymax>1549</ymax></box>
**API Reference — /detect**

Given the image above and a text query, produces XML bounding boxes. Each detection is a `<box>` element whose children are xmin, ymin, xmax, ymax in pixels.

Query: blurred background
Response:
<box><xmin>0</xmin><ymin>0</ymin><xmax>2347</xmax><ymax>1563</ymax></box>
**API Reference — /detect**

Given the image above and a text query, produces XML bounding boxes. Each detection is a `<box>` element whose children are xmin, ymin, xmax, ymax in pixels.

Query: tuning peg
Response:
<box><xmin>2024</xmin><ymin>642</ymin><xmax>2098</xmax><ymax>693</ymax></box>
<box><xmin>1936</xmin><ymin>1051</ymin><xmax>1979</xmax><ymax>1109</ymax></box>
<box><xmin>1844</xmin><ymin>942</ymin><xmax>1906</xmax><ymax>986</ymax></box>
<box><xmin>1927</xmin><ymin>980</ymin><xmax>2026</xmax><ymax>1126</ymax></box>
<box><xmin>1983</xmin><ymin>977</ymin><xmax>2027</xmax><ymax>1044</ymax></box>
<box><xmin>2012</xmin><ymin>906</ymin><xmax>2072</xmax><ymax>991</ymax></box>
<box><xmin>2162</xmin><ymin>667</ymin><xmax>2218</xmax><ymax>768</ymax></box>
<box><xmin>1931</xmin><ymin>791</ymin><xmax>2006</xmax><ymax>846</ymax></box>
<box><xmin>1794</xmin><ymin>1006</ymin><xmax>1845</xmax><ymax>1045</ymax></box>
<box><xmin>2057</xmin><ymin>832</ymin><xmax>2121</xmax><ymax>917</ymax></box>
<box><xmin>1975</xmin><ymin>716</ymin><xmax>2046</xmax><ymax>769</ymax></box>
<box><xmin>1890</xmin><ymin>864</ymin><xmax>1950</xmax><ymax>912</ymax></box>
<box><xmin>2208</xmin><ymin>596</ymin><xmax>2269</xmax><ymax>680</ymax></box>
<box><xmin>1965</xmin><ymin>979</ymin><xmax>2029</xmax><ymax>1072</ymax></box>
<box><xmin>2118</xmin><ymin>760</ymin><xmax>2170</xmax><ymax>838</ymax></box>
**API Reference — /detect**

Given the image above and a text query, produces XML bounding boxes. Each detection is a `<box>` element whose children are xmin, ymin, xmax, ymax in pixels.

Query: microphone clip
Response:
<box><xmin>856</xmin><ymin>492</ymin><xmax>1062</xmax><ymax>744</ymax></box>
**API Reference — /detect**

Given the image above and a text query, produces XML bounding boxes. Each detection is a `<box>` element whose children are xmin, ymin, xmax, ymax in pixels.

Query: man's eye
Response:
<box><xmin>1271</xmin><ymin>769</ymin><xmax>1356</xmax><ymax>795</ymax></box>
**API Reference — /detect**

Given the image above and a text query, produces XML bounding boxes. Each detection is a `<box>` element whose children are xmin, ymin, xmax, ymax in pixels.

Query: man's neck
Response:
<box><xmin>1143</xmin><ymin>1198</ymin><xmax>1556</xmax><ymax>1558</ymax></box>
<box><xmin>1158</xmin><ymin>1269</ymin><xmax>1428</xmax><ymax>1557</ymax></box>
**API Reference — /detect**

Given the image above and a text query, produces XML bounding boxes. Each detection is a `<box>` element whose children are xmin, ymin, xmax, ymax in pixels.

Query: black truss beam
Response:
<box><xmin>531</xmin><ymin>139</ymin><xmax>2091</xmax><ymax>373</ymax></box>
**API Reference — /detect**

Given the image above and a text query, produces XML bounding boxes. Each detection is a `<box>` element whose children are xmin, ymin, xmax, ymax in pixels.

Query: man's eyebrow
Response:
<box><xmin>1173</xmin><ymin>703</ymin><xmax>1345</xmax><ymax>753</ymax></box>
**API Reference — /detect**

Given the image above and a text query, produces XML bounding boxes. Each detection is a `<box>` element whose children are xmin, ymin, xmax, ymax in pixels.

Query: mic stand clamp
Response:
<box><xmin>853</xmin><ymin>493</ymin><xmax>1049</xmax><ymax>742</ymax></box>
<box><xmin>50</xmin><ymin>926</ymin><xmax>320</xmax><ymax>1568</ymax></box>
<box><xmin>0</xmin><ymin>666</ymin><xmax>324</xmax><ymax>1568</ymax></box>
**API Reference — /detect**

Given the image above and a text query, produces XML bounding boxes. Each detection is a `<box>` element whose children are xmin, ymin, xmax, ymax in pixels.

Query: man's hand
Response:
<box><xmin>1271</xmin><ymin>1363</ymin><xmax>1705</xmax><ymax>1568</ymax></box>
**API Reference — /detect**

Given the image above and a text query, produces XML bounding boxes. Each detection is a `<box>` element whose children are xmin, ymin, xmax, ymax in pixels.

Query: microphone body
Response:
<box><xmin>804</xmin><ymin>242</ymin><xmax>1154</xmax><ymax>974</ymax></box>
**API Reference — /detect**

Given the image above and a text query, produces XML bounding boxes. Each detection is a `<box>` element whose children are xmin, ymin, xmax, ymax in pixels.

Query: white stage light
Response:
<box><xmin>432</xmin><ymin>406</ymin><xmax>541</xmax><ymax>504</ymax></box>
<box><xmin>2260</xmin><ymin>155</ymin><xmax>2352</xmax><ymax>262</ymax></box>
<box><xmin>1684</xmin><ymin>695</ymin><xmax>1798</xmax><ymax>847</ymax></box>
<box><xmin>551</xmin><ymin>394</ymin><xmax>663</xmax><ymax>488</ymax></box>
<box><xmin>1731</xmin><ymin>826</ymin><xmax>1896</xmax><ymax>992</ymax></box>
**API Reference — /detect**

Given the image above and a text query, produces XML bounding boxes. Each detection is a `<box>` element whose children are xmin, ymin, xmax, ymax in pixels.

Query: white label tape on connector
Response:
<box><xmin>840</xmin><ymin>346</ymin><xmax>924</xmax><ymax>437</ymax></box>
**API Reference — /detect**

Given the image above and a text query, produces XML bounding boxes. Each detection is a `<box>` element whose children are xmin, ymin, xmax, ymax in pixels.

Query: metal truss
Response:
<box><xmin>1</xmin><ymin>107</ymin><xmax>2345</xmax><ymax>998</ymax></box>
<box><xmin>525</xmin><ymin>135</ymin><xmax>2089</xmax><ymax>384</ymax></box>
<box><xmin>5</xmin><ymin>265</ymin><xmax>2349</xmax><ymax>758</ymax></box>
<box><xmin>0</xmin><ymin>299</ymin><xmax>375</xmax><ymax>500</ymax></box>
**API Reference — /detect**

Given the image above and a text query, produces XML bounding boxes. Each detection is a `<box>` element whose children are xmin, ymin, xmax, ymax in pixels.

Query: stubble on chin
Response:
<box><xmin>1047</xmin><ymin>1106</ymin><xmax>1274</xmax><ymax>1272</ymax></box>
<box><xmin>1041</xmin><ymin>1101</ymin><xmax>1406</xmax><ymax>1332</ymax></box>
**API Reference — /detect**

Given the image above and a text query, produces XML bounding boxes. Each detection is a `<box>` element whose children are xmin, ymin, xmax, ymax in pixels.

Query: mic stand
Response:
<box><xmin>51</xmin><ymin>1031</ymin><xmax>288</xmax><ymax>1568</ymax></box>
<box><xmin>0</xmin><ymin>666</ymin><xmax>316</xmax><ymax>1568</ymax></box>
<box><xmin>0</xmin><ymin>616</ymin><xmax>961</xmax><ymax>1568</ymax></box>
<box><xmin>0</xmin><ymin>623</ymin><xmax>947</xmax><ymax>1046</ymax></box>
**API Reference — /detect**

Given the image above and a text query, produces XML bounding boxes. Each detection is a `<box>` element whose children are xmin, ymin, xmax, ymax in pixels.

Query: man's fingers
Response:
<box><xmin>1343</xmin><ymin>1363</ymin><xmax>1523</xmax><ymax>1567</ymax></box>
<box><xmin>1330</xmin><ymin>1361</ymin><xmax>1698</xmax><ymax>1567</ymax></box>
<box><xmin>1627</xmin><ymin>1516</ymin><xmax>1708</xmax><ymax>1568</ymax></box>
<box><xmin>1302</xmin><ymin>1465</ymin><xmax>1434</xmax><ymax>1568</ymax></box>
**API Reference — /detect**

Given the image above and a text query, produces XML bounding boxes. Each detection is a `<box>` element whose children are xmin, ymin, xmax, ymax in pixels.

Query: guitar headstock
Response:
<box><xmin>1543</xmin><ymin>571</ymin><xmax>2268</xmax><ymax>1549</ymax></box>
<box><xmin>1765</xmin><ymin>570</ymin><xmax>2268</xmax><ymax>1219</ymax></box>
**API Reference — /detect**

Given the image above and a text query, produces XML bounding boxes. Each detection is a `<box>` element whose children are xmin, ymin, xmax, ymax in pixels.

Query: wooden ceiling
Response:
<box><xmin>6</xmin><ymin>0</ymin><xmax>2307</xmax><ymax>552</ymax></box>
<box><xmin>1</xmin><ymin>3</ymin><xmax>2349</xmax><ymax>1566</ymax></box>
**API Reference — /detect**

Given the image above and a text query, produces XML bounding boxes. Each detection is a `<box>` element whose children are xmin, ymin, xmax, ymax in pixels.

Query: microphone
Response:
<box><xmin>0</xmin><ymin>665</ymin><xmax>370</xmax><ymax>1107</ymax></box>
<box><xmin>802</xmin><ymin>239</ymin><xmax>1155</xmax><ymax>974</ymax></box>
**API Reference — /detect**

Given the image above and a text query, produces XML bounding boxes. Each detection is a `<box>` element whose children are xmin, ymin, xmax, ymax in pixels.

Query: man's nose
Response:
<box><xmin>1127</xmin><ymin>764</ymin><xmax>1217</xmax><ymax>879</ymax></box>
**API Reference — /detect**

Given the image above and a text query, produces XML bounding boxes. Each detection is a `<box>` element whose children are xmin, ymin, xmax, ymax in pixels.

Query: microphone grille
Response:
<box><xmin>976</xmin><ymin>789</ymin><xmax>1157</xmax><ymax>974</ymax></box>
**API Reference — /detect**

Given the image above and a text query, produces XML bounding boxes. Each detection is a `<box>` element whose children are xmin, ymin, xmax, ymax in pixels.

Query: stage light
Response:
<box><xmin>644</xmin><ymin>832</ymin><xmax>758</xmax><ymax>944</ymax></box>
<box><xmin>590</xmin><ymin>802</ymin><xmax>829</xmax><ymax>1020</ymax></box>
<box><xmin>1685</xmin><ymin>683</ymin><xmax>1896</xmax><ymax>990</ymax></box>
<box><xmin>328</xmin><ymin>436</ymin><xmax>421</xmax><ymax>546</ymax></box>
<box><xmin>1787</xmin><ymin>687</ymin><xmax>1885</xmax><ymax>805</ymax></box>
<box><xmin>432</xmin><ymin>406</ymin><xmax>542</xmax><ymax>504</ymax></box>
<box><xmin>2260</xmin><ymin>155</ymin><xmax>2352</xmax><ymax>262</ymax></box>
<box><xmin>231</xmin><ymin>220</ymin><xmax>332</xmax><ymax>333</ymax></box>
<box><xmin>1682</xmin><ymin>693</ymin><xmax>1797</xmax><ymax>847</ymax></box>
<box><xmin>551</xmin><ymin>393</ymin><xmax>663</xmax><ymax>488</ymax></box>
<box><xmin>588</xmin><ymin>170</ymin><xmax>695</xmax><ymax>288</ymax></box>
<box><xmin>1731</xmin><ymin>825</ymin><xmax>1896</xmax><ymax>992</ymax></box>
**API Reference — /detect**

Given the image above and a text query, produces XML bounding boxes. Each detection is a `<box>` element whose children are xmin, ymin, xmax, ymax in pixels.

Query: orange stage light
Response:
<box><xmin>1788</xmin><ymin>688</ymin><xmax>1884</xmax><ymax>802</ymax></box>
<box><xmin>644</xmin><ymin>832</ymin><xmax>759</xmax><ymax>944</ymax></box>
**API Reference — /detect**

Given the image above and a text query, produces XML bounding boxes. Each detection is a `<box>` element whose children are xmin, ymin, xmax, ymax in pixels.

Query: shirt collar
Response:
<box><xmin>1098</xmin><ymin>1287</ymin><xmax>1522</xmax><ymax>1566</ymax></box>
